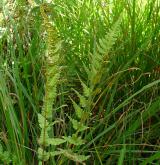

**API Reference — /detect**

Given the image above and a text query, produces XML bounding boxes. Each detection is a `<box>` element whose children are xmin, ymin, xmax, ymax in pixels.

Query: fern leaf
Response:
<box><xmin>38</xmin><ymin>128</ymin><xmax>50</xmax><ymax>146</ymax></box>
<box><xmin>71</xmin><ymin>98</ymin><xmax>84</xmax><ymax>119</ymax></box>
<box><xmin>63</xmin><ymin>134</ymin><xmax>85</xmax><ymax>146</ymax></box>
<box><xmin>59</xmin><ymin>149</ymin><xmax>90</xmax><ymax>164</ymax></box>
<box><xmin>79</xmin><ymin>79</ymin><xmax>91</xmax><ymax>98</ymax></box>
<box><xmin>38</xmin><ymin>114</ymin><xmax>49</xmax><ymax>129</ymax></box>
<box><xmin>50</xmin><ymin>150</ymin><xmax>64</xmax><ymax>157</ymax></box>
<box><xmin>69</xmin><ymin>117</ymin><xmax>89</xmax><ymax>132</ymax></box>
<box><xmin>38</xmin><ymin>148</ymin><xmax>50</xmax><ymax>161</ymax></box>
<box><xmin>97</xmin><ymin>43</ymin><xmax>107</xmax><ymax>54</ymax></box>
<box><xmin>73</xmin><ymin>89</ymin><xmax>87</xmax><ymax>108</ymax></box>
<box><xmin>47</xmin><ymin>138</ymin><xmax>66</xmax><ymax>146</ymax></box>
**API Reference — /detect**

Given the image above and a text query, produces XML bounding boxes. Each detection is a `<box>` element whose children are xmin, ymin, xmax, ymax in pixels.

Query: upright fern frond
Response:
<box><xmin>38</xmin><ymin>4</ymin><xmax>64</xmax><ymax>163</ymax></box>
<box><xmin>67</xmin><ymin>20</ymin><xmax>121</xmax><ymax>164</ymax></box>
<box><xmin>37</xmin><ymin>4</ymin><xmax>90</xmax><ymax>164</ymax></box>
<box><xmin>75</xmin><ymin>19</ymin><xmax>121</xmax><ymax>116</ymax></box>
<box><xmin>40</xmin><ymin>4</ymin><xmax>61</xmax><ymax>119</ymax></box>
<box><xmin>90</xmin><ymin>19</ymin><xmax>121</xmax><ymax>88</ymax></box>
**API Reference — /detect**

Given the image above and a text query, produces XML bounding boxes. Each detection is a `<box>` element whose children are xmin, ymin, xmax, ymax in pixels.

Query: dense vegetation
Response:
<box><xmin>0</xmin><ymin>0</ymin><xmax>160</xmax><ymax>164</ymax></box>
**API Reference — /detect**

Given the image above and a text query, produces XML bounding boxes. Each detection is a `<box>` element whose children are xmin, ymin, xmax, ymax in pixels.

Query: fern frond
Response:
<box><xmin>38</xmin><ymin>4</ymin><xmax>63</xmax><ymax>162</ymax></box>
<box><xmin>67</xmin><ymin>19</ymin><xmax>121</xmax><ymax>165</ymax></box>
<box><xmin>90</xmin><ymin>19</ymin><xmax>121</xmax><ymax>87</ymax></box>
<box><xmin>40</xmin><ymin>4</ymin><xmax>62</xmax><ymax>120</ymax></box>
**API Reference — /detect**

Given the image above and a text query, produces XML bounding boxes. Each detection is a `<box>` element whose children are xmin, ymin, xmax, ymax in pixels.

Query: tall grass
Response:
<box><xmin>0</xmin><ymin>0</ymin><xmax>160</xmax><ymax>164</ymax></box>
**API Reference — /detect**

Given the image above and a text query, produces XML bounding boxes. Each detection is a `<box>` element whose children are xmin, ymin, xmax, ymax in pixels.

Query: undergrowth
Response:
<box><xmin>0</xmin><ymin>0</ymin><xmax>160</xmax><ymax>164</ymax></box>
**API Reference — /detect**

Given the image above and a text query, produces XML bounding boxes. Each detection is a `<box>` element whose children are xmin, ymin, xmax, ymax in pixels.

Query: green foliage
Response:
<box><xmin>0</xmin><ymin>0</ymin><xmax>160</xmax><ymax>164</ymax></box>
<box><xmin>89</xmin><ymin>19</ymin><xmax>121</xmax><ymax>89</ymax></box>
<box><xmin>69</xmin><ymin>117</ymin><xmax>89</xmax><ymax>132</ymax></box>
<box><xmin>71</xmin><ymin>99</ymin><xmax>84</xmax><ymax>119</ymax></box>
<box><xmin>38</xmin><ymin>148</ymin><xmax>49</xmax><ymax>161</ymax></box>
<box><xmin>37</xmin><ymin>3</ymin><xmax>64</xmax><ymax>163</ymax></box>
<box><xmin>58</xmin><ymin>149</ymin><xmax>90</xmax><ymax>164</ymax></box>
<box><xmin>0</xmin><ymin>144</ymin><xmax>12</xmax><ymax>164</ymax></box>
<box><xmin>63</xmin><ymin>134</ymin><xmax>85</xmax><ymax>146</ymax></box>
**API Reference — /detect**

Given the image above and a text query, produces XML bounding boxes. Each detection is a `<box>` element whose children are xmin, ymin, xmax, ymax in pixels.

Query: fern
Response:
<box><xmin>89</xmin><ymin>19</ymin><xmax>121</xmax><ymax>89</ymax></box>
<box><xmin>72</xmin><ymin>19</ymin><xmax>121</xmax><ymax>116</ymax></box>
<box><xmin>67</xmin><ymin>18</ymin><xmax>121</xmax><ymax>164</ymax></box>
<box><xmin>37</xmin><ymin>3</ymin><xmax>121</xmax><ymax>164</ymax></box>
<box><xmin>37</xmin><ymin>4</ymin><xmax>90</xmax><ymax>164</ymax></box>
<box><xmin>38</xmin><ymin>4</ymin><xmax>63</xmax><ymax>163</ymax></box>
